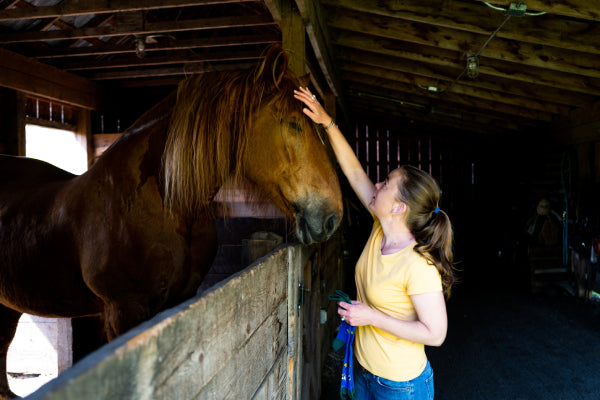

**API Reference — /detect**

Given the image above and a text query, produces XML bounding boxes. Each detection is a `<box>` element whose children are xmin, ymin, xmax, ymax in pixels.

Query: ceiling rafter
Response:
<box><xmin>0</xmin><ymin>0</ymin><xmax>598</xmax><ymax>138</ymax></box>
<box><xmin>321</xmin><ymin>0</ymin><xmax>600</xmax><ymax>54</ymax></box>
<box><xmin>0</xmin><ymin>15</ymin><xmax>276</xmax><ymax>43</ymax></box>
<box><xmin>29</xmin><ymin>32</ymin><xmax>279</xmax><ymax>59</ymax></box>
<box><xmin>326</xmin><ymin>9</ymin><xmax>600</xmax><ymax>80</ymax></box>
<box><xmin>0</xmin><ymin>0</ymin><xmax>260</xmax><ymax>21</ymax></box>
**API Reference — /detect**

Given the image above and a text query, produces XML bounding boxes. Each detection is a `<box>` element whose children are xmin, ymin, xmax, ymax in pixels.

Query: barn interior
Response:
<box><xmin>1</xmin><ymin>1</ymin><xmax>599</xmax><ymax>399</ymax></box>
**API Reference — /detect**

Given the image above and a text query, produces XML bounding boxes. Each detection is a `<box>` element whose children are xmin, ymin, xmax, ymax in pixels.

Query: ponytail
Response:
<box><xmin>396</xmin><ymin>166</ymin><xmax>456</xmax><ymax>298</ymax></box>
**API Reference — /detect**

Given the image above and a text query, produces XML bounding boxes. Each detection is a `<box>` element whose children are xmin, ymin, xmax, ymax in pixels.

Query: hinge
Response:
<box><xmin>298</xmin><ymin>282</ymin><xmax>309</xmax><ymax>310</ymax></box>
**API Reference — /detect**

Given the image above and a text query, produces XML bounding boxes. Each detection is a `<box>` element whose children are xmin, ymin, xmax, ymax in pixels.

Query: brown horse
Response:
<box><xmin>0</xmin><ymin>45</ymin><xmax>342</xmax><ymax>399</ymax></box>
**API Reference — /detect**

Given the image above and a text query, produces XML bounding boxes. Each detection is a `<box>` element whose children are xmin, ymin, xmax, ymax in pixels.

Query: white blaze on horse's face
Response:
<box><xmin>245</xmin><ymin>103</ymin><xmax>343</xmax><ymax>244</ymax></box>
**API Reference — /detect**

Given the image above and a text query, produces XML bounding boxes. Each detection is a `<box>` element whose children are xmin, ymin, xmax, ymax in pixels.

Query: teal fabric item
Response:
<box><xmin>328</xmin><ymin>290</ymin><xmax>356</xmax><ymax>400</ymax></box>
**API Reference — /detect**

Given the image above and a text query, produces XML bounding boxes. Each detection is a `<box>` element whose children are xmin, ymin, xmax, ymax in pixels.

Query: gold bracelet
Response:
<box><xmin>324</xmin><ymin>119</ymin><xmax>336</xmax><ymax>130</ymax></box>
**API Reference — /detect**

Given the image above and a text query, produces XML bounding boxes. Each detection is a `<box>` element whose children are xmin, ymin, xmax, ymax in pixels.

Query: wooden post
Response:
<box><xmin>0</xmin><ymin>88</ymin><xmax>25</xmax><ymax>156</ymax></box>
<box><xmin>75</xmin><ymin>109</ymin><xmax>93</xmax><ymax>168</ymax></box>
<box><xmin>280</xmin><ymin>1</ymin><xmax>305</xmax><ymax>77</ymax></box>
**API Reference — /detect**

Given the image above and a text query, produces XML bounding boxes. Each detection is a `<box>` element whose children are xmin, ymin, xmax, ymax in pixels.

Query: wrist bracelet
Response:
<box><xmin>324</xmin><ymin>119</ymin><xmax>336</xmax><ymax>130</ymax></box>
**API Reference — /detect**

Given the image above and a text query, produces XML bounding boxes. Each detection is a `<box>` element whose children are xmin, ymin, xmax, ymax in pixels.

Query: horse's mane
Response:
<box><xmin>162</xmin><ymin>44</ymin><xmax>303</xmax><ymax>218</ymax></box>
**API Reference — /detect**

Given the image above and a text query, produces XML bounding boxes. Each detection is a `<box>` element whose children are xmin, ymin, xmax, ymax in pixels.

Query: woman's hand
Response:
<box><xmin>293</xmin><ymin>87</ymin><xmax>333</xmax><ymax>127</ymax></box>
<box><xmin>337</xmin><ymin>300</ymin><xmax>375</xmax><ymax>327</ymax></box>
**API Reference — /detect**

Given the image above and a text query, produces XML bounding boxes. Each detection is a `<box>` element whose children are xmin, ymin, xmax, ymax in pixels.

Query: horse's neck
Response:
<box><xmin>125</xmin><ymin>92</ymin><xmax>176</xmax><ymax>136</ymax></box>
<box><xmin>87</xmin><ymin>94</ymin><xmax>177</xmax><ymax>185</ymax></box>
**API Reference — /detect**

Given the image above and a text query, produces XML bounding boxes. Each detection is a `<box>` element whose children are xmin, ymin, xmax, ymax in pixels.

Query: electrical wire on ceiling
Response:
<box><xmin>419</xmin><ymin>1</ymin><xmax>546</xmax><ymax>96</ymax></box>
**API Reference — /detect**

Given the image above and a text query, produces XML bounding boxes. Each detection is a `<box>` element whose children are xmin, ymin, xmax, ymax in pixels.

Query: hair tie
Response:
<box><xmin>433</xmin><ymin>206</ymin><xmax>440</xmax><ymax>214</ymax></box>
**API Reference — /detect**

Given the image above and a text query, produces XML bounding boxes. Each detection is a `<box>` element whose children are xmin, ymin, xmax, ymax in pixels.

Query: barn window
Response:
<box><xmin>25</xmin><ymin>125</ymin><xmax>88</xmax><ymax>175</ymax></box>
<box><xmin>24</xmin><ymin>97</ymin><xmax>87</xmax><ymax>175</ymax></box>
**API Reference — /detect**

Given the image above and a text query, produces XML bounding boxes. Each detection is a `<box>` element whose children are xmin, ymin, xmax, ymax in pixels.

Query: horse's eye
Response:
<box><xmin>288</xmin><ymin>121</ymin><xmax>302</xmax><ymax>133</ymax></box>
<box><xmin>281</xmin><ymin>119</ymin><xmax>302</xmax><ymax>134</ymax></box>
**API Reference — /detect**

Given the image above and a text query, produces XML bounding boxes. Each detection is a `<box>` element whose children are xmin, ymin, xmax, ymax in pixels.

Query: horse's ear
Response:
<box><xmin>258</xmin><ymin>43</ymin><xmax>287</xmax><ymax>87</ymax></box>
<box><xmin>299</xmin><ymin>74</ymin><xmax>311</xmax><ymax>87</ymax></box>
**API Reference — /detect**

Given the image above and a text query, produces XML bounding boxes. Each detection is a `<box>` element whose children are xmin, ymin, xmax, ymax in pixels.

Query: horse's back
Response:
<box><xmin>0</xmin><ymin>154</ymin><xmax>75</xmax><ymax>186</ymax></box>
<box><xmin>0</xmin><ymin>155</ymin><xmax>103</xmax><ymax>317</ymax></box>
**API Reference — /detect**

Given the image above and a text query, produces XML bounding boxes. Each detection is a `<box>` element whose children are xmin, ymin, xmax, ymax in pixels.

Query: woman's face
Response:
<box><xmin>369</xmin><ymin>169</ymin><xmax>403</xmax><ymax>216</ymax></box>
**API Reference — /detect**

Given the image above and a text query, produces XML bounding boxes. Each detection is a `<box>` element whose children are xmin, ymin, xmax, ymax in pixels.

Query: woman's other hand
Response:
<box><xmin>337</xmin><ymin>300</ymin><xmax>374</xmax><ymax>327</ymax></box>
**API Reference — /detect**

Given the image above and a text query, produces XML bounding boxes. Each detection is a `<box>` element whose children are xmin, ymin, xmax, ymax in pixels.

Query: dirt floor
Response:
<box><xmin>321</xmin><ymin>270</ymin><xmax>600</xmax><ymax>400</ymax></box>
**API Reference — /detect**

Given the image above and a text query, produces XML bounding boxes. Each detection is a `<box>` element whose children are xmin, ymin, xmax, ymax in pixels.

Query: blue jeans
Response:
<box><xmin>354</xmin><ymin>360</ymin><xmax>435</xmax><ymax>400</ymax></box>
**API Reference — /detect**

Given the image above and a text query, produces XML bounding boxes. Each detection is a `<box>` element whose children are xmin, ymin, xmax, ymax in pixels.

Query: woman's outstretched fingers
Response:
<box><xmin>294</xmin><ymin>88</ymin><xmax>331</xmax><ymax>125</ymax></box>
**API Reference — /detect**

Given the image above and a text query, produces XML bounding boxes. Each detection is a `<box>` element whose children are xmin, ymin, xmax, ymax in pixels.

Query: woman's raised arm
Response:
<box><xmin>294</xmin><ymin>87</ymin><xmax>375</xmax><ymax>210</ymax></box>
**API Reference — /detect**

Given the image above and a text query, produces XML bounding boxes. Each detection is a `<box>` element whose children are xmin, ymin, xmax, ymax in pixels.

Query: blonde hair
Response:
<box><xmin>397</xmin><ymin>165</ymin><xmax>456</xmax><ymax>297</ymax></box>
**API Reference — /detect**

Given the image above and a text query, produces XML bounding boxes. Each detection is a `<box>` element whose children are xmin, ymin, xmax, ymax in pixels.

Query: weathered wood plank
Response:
<box><xmin>328</xmin><ymin>9</ymin><xmax>600</xmax><ymax>80</ymax></box>
<box><xmin>190</xmin><ymin>301</ymin><xmax>287</xmax><ymax>399</ymax></box>
<box><xmin>251</xmin><ymin>350</ymin><xmax>287</xmax><ymax>400</ymax></box>
<box><xmin>474</xmin><ymin>0</ymin><xmax>600</xmax><ymax>23</ymax></box>
<box><xmin>333</xmin><ymin>32</ymin><xmax>595</xmax><ymax>108</ymax></box>
<box><xmin>322</xmin><ymin>0</ymin><xmax>600</xmax><ymax>53</ymax></box>
<box><xmin>28</xmin><ymin>248</ymin><xmax>290</xmax><ymax>400</ymax></box>
<box><xmin>0</xmin><ymin>0</ymin><xmax>259</xmax><ymax>22</ymax></box>
<box><xmin>344</xmin><ymin>75</ymin><xmax>554</xmax><ymax>122</ymax></box>
<box><xmin>0</xmin><ymin>15</ymin><xmax>276</xmax><ymax>43</ymax></box>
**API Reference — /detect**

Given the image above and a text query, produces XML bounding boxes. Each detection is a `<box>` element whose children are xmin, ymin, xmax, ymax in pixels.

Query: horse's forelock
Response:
<box><xmin>163</xmin><ymin>46</ymin><xmax>301</xmax><ymax>218</ymax></box>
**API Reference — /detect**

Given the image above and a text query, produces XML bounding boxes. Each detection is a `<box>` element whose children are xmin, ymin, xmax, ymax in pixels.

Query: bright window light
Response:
<box><xmin>26</xmin><ymin>125</ymin><xmax>87</xmax><ymax>175</ymax></box>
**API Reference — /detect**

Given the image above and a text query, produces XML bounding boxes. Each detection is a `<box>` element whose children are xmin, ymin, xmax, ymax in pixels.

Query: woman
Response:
<box><xmin>294</xmin><ymin>87</ymin><xmax>455</xmax><ymax>400</ymax></box>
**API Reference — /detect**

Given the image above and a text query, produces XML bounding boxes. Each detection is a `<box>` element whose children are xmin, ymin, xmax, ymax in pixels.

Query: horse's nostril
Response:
<box><xmin>324</xmin><ymin>213</ymin><xmax>338</xmax><ymax>236</ymax></box>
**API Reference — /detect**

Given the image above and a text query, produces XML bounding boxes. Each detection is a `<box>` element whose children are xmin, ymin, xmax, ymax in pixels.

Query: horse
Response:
<box><xmin>0</xmin><ymin>44</ymin><xmax>343</xmax><ymax>399</ymax></box>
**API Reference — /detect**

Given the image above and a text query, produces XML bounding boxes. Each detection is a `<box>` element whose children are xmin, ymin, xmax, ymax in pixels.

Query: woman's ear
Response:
<box><xmin>391</xmin><ymin>202</ymin><xmax>406</xmax><ymax>215</ymax></box>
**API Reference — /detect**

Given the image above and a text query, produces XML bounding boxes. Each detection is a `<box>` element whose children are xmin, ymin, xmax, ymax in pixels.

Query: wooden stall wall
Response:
<box><xmin>26</xmin><ymin>239</ymin><xmax>343</xmax><ymax>400</ymax></box>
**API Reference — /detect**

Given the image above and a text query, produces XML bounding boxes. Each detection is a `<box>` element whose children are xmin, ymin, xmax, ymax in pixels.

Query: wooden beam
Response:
<box><xmin>321</xmin><ymin>0</ymin><xmax>600</xmax><ymax>54</ymax></box>
<box><xmin>335</xmin><ymin>50</ymin><xmax>574</xmax><ymax>116</ymax></box>
<box><xmin>56</xmin><ymin>49</ymin><xmax>264</xmax><ymax>71</ymax></box>
<box><xmin>333</xmin><ymin>33</ymin><xmax>595</xmax><ymax>108</ymax></box>
<box><xmin>0</xmin><ymin>0</ymin><xmax>259</xmax><ymax>21</ymax></box>
<box><xmin>263</xmin><ymin>0</ymin><xmax>283</xmax><ymax>23</ymax></box>
<box><xmin>31</xmin><ymin>33</ymin><xmax>279</xmax><ymax>59</ymax></box>
<box><xmin>473</xmin><ymin>0</ymin><xmax>600</xmax><ymax>23</ymax></box>
<box><xmin>0</xmin><ymin>15</ymin><xmax>276</xmax><ymax>43</ymax></box>
<box><xmin>295</xmin><ymin>0</ymin><xmax>345</xmax><ymax>100</ymax></box>
<box><xmin>280</xmin><ymin>1</ymin><xmax>305</xmax><ymax>76</ymax></box>
<box><xmin>0</xmin><ymin>47</ymin><xmax>100</xmax><ymax>110</ymax></box>
<box><xmin>88</xmin><ymin>62</ymin><xmax>257</xmax><ymax>80</ymax></box>
<box><xmin>343</xmin><ymin>76</ymin><xmax>554</xmax><ymax>122</ymax></box>
<box><xmin>326</xmin><ymin>9</ymin><xmax>600</xmax><ymax>79</ymax></box>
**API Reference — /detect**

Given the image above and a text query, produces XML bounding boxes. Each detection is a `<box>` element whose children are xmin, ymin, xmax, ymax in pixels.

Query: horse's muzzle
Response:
<box><xmin>295</xmin><ymin>210</ymin><xmax>340</xmax><ymax>244</ymax></box>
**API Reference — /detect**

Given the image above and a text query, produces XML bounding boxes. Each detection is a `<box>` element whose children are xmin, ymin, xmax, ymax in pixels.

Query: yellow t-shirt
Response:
<box><xmin>354</xmin><ymin>218</ymin><xmax>442</xmax><ymax>381</ymax></box>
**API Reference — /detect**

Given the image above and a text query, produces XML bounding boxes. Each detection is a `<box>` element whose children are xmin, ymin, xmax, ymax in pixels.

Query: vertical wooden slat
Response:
<box><xmin>430</xmin><ymin>138</ymin><xmax>442</xmax><ymax>182</ymax></box>
<box><xmin>409</xmin><ymin>138</ymin><xmax>419</xmax><ymax>169</ymax></box>
<box><xmin>378</xmin><ymin>127</ymin><xmax>388</xmax><ymax>180</ymax></box>
<box><xmin>366</xmin><ymin>124</ymin><xmax>377</xmax><ymax>182</ymax></box>
<box><xmin>76</xmin><ymin>109</ymin><xmax>92</xmax><ymax>169</ymax></box>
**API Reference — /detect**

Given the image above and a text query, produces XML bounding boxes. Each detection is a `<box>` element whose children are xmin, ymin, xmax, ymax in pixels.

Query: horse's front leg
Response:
<box><xmin>101</xmin><ymin>299</ymin><xmax>152</xmax><ymax>341</ymax></box>
<box><xmin>0</xmin><ymin>306</ymin><xmax>22</xmax><ymax>400</ymax></box>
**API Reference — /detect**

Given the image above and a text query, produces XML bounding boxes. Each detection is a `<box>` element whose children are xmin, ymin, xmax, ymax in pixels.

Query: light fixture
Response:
<box><xmin>135</xmin><ymin>36</ymin><xmax>146</xmax><ymax>58</ymax></box>
<box><xmin>466</xmin><ymin>55</ymin><xmax>479</xmax><ymax>79</ymax></box>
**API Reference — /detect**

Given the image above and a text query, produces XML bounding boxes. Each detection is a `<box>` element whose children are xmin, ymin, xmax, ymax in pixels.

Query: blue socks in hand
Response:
<box><xmin>329</xmin><ymin>290</ymin><xmax>356</xmax><ymax>400</ymax></box>
<box><xmin>336</xmin><ymin>321</ymin><xmax>355</xmax><ymax>399</ymax></box>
